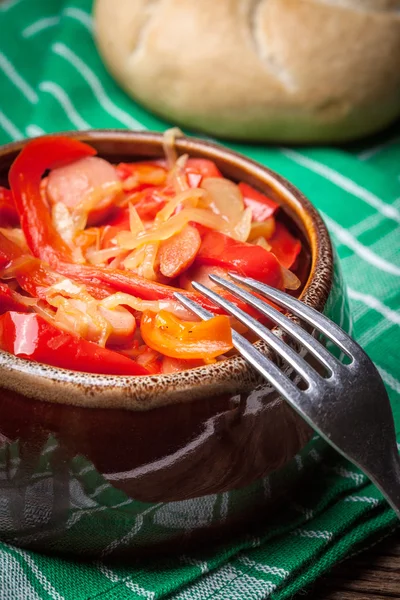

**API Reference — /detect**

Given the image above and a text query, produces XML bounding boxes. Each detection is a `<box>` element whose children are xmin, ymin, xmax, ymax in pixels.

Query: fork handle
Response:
<box><xmin>369</xmin><ymin>451</ymin><xmax>400</xmax><ymax>519</ymax></box>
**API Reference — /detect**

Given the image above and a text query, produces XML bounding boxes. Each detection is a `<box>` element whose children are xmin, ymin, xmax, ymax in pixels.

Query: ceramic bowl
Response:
<box><xmin>0</xmin><ymin>131</ymin><xmax>351</xmax><ymax>557</ymax></box>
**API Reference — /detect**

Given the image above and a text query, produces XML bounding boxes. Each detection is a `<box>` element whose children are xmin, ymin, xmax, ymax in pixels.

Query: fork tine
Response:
<box><xmin>189</xmin><ymin>282</ymin><xmax>322</xmax><ymax>387</ymax></box>
<box><xmin>208</xmin><ymin>274</ymin><xmax>339</xmax><ymax>373</ymax></box>
<box><xmin>174</xmin><ymin>292</ymin><xmax>303</xmax><ymax>401</ymax></box>
<box><xmin>228</xmin><ymin>273</ymin><xmax>359</xmax><ymax>358</ymax></box>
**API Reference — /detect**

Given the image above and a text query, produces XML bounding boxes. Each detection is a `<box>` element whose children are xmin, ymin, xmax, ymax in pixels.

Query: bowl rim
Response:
<box><xmin>0</xmin><ymin>130</ymin><xmax>333</xmax><ymax>410</ymax></box>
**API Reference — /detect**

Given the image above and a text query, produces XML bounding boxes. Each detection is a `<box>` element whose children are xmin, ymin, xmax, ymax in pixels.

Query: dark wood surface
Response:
<box><xmin>303</xmin><ymin>534</ymin><xmax>400</xmax><ymax>599</ymax></box>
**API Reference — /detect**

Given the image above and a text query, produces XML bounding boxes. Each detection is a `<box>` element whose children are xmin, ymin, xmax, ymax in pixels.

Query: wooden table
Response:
<box><xmin>303</xmin><ymin>534</ymin><xmax>400</xmax><ymax>599</ymax></box>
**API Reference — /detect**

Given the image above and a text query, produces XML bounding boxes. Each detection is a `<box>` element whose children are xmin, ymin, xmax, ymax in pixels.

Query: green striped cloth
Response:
<box><xmin>0</xmin><ymin>1</ymin><xmax>399</xmax><ymax>598</ymax></box>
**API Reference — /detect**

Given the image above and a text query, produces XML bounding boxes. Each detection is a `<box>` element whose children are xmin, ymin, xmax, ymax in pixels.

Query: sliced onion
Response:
<box><xmin>52</xmin><ymin>202</ymin><xmax>75</xmax><ymax>246</ymax></box>
<box><xmin>201</xmin><ymin>178</ymin><xmax>244</xmax><ymax>224</ymax></box>
<box><xmin>138</xmin><ymin>242</ymin><xmax>159</xmax><ymax>281</ymax></box>
<box><xmin>0</xmin><ymin>255</ymin><xmax>37</xmax><ymax>279</ymax></box>
<box><xmin>253</xmin><ymin>236</ymin><xmax>272</xmax><ymax>251</ymax></box>
<box><xmin>123</xmin><ymin>247</ymin><xmax>145</xmax><ymax>270</ymax></box>
<box><xmin>169</xmin><ymin>153</ymin><xmax>189</xmax><ymax>193</ymax></box>
<box><xmin>0</xmin><ymin>228</ymin><xmax>29</xmax><ymax>251</ymax></box>
<box><xmin>72</xmin><ymin>181</ymin><xmax>123</xmax><ymax>232</ymax></box>
<box><xmin>12</xmin><ymin>290</ymin><xmax>38</xmax><ymax>307</ymax></box>
<box><xmin>129</xmin><ymin>203</ymin><xmax>145</xmax><ymax>236</ymax></box>
<box><xmin>162</xmin><ymin>127</ymin><xmax>184</xmax><ymax>169</ymax></box>
<box><xmin>281</xmin><ymin>266</ymin><xmax>301</xmax><ymax>290</ymax></box>
<box><xmin>45</xmin><ymin>278</ymin><xmax>86</xmax><ymax>299</ymax></box>
<box><xmin>100</xmin><ymin>292</ymin><xmax>197</xmax><ymax>321</ymax></box>
<box><xmin>117</xmin><ymin>208</ymin><xmax>229</xmax><ymax>250</ymax></box>
<box><xmin>86</xmin><ymin>246</ymin><xmax>125</xmax><ymax>266</ymax></box>
<box><xmin>233</xmin><ymin>207</ymin><xmax>252</xmax><ymax>242</ymax></box>
<box><xmin>155</xmin><ymin>188</ymin><xmax>204</xmax><ymax>223</ymax></box>
<box><xmin>248</xmin><ymin>218</ymin><xmax>276</xmax><ymax>242</ymax></box>
<box><xmin>32</xmin><ymin>301</ymin><xmax>57</xmax><ymax>325</ymax></box>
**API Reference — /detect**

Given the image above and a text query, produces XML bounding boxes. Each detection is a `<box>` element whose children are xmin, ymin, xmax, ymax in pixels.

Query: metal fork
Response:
<box><xmin>174</xmin><ymin>274</ymin><xmax>400</xmax><ymax>518</ymax></box>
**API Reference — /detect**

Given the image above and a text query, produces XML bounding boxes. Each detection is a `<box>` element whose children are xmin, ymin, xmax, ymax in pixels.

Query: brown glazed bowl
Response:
<box><xmin>0</xmin><ymin>131</ymin><xmax>351</xmax><ymax>558</ymax></box>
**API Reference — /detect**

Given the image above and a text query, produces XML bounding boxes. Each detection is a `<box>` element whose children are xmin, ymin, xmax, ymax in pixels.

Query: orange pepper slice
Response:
<box><xmin>140</xmin><ymin>309</ymin><xmax>233</xmax><ymax>359</ymax></box>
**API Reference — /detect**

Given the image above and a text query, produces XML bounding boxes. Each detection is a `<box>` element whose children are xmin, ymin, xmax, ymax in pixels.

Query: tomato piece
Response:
<box><xmin>196</xmin><ymin>230</ymin><xmax>283</xmax><ymax>289</ymax></box>
<box><xmin>0</xmin><ymin>187</ymin><xmax>19</xmax><ymax>227</ymax></box>
<box><xmin>158</xmin><ymin>224</ymin><xmax>201</xmax><ymax>278</ymax></box>
<box><xmin>238</xmin><ymin>183</ymin><xmax>279</xmax><ymax>222</ymax></box>
<box><xmin>268</xmin><ymin>222</ymin><xmax>301</xmax><ymax>269</ymax></box>
<box><xmin>0</xmin><ymin>312</ymin><xmax>149</xmax><ymax>375</ymax></box>
<box><xmin>185</xmin><ymin>159</ymin><xmax>222</xmax><ymax>179</ymax></box>
<box><xmin>140</xmin><ymin>310</ymin><xmax>233</xmax><ymax>360</ymax></box>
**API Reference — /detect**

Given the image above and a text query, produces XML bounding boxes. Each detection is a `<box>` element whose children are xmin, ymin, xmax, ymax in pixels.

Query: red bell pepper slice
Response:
<box><xmin>0</xmin><ymin>231</ymin><xmax>111</xmax><ymax>300</ymax></box>
<box><xmin>8</xmin><ymin>136</ymin><xmax>97</xmax><ymax>266</ymax></box>
<box><xmin>0</xmin><ymin>187</ymin><xmax>19</xmax><ymax>226</ymax></box>
<box><xmin>268</xmin><ymin>222</ymin><xmax>301</xmax><ymax>269</ymax></box>
<box><xmin>0</xmin><ymin>311</ymin><xmax>149</xmax><ymax>376</ymax></box>
<box><xmin>0</xmin><ymin>283</ymin><xmax>28</xmax><ymax>314</ymax></box>
<box><xmin>196</xmin><ymin>230</ymin><xmax>283</xmax><ymax>289</ymax></box>
<box><xmin>56</xmin><ymin>261</ymin><xmax>227</xmax><ymax>314</ymax></box>
<box><xmin>238</xmin><ymin>182</ymin><xmax>279</xmax><ymax>222</ymax></box>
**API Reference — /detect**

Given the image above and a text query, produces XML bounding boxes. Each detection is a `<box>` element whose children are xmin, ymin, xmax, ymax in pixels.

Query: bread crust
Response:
<box><xmin>94</xmin><ymin>0</ymin><xmax>400</xmax><ymax>142</ymax></box>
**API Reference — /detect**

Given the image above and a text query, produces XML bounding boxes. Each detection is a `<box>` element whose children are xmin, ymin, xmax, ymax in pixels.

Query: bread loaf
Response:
<box><xmin>94</xmin><ymin>0</ymin><xmax>400</xmax><ymax>143</ymax></box>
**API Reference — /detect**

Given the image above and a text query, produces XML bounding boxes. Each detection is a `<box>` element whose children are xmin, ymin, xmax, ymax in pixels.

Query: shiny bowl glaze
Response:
<box><xmin>0</xmin><ymin>131</ymin><xmax>351</xmax><ymax>557</ymax></box>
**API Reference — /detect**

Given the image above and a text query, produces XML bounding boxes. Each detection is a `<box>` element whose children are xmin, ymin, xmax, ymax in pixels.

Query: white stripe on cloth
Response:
<box><xmin>0</xmin><ymin>109</ymin><xmax>23</xmax><ymax>140</ymax></box>
<box><xmin>281</xmin><ymin>148</ymin><xmax>400</xmax><ymax>225</ymax></box>
<box><xmin>180</xmin><ymin>555</ymin><xmax>209</xmax><ymax>575</ymax></box>
<box><xmin>63</xmin><ymin>7</ymin><xmax>93</xmax><ymax>32</ymax></box>
<box><xmin>290</xmin><ymin>501</ymin><xmax>314</xmax><ymax>521</ymax></box>
<box><xmin>0</xmin><ymin>0</ymin><xmax>24</xmax><ymax>12</ymax></box>
<box><xmin>357</xmin><ymin>319</ymin><xmax>393</xmax><ymax>349</ymax></box>
<box><xmin>238</xmin><ymin>555</ymin><xmax>289</xmax><ymax>579</ymax></box>
<box><xmin>97</xmin><ymin>563</ymin><xmax>155</xmax><ymax>599</ymax></box>
<box><xmin>351</xmin><ymin>198</ymin><xmax>400</xmax><ymax>238</ymax></box>
<box><xmin>345</xmin><ymin>495</ymin><xmax>380</xmax><ymax>507</ymax></box>
<box><xmin>11</xmin><ymin>547</ymin><xmax>65</xmax><ymax>600</ymax></box>
<box><xmin>52</xmin><ymin>43</ymin><xmax>146</xmax><ymax>131</ymax></box>
<box><xmin>292</xmin><ymin>529</ymin><xmax>333</xmax><ymax>541</ymax></box>
<box><xmin>331</xmin><ymin>465</ymin><xmax>365</xmax><ymax>486</ymax></box>
<box><xmin>211</xmin><ymin>573</ymin><xmax>277</xmax><ymax>599</ymax></box>
<box><xmin>101</xmin><ymin>503</ymin><xmax>161</xmax><ymax>557</ymax></box>
<box><xmin>0</xmin><ymin>51</ymin><xmax>38</xmax><ymax>103</ymax></box>
<box><xmin>22</xmin><ymin>16</ymin><xmax>60</xmax><ymax>38</ymax></box>
<box><xmin>348</xmin><ymin>288</ymin><xmax>400</xmax><ymax>326</ymax></box>
<box><xmin>26</xmin><ymin>124</ymin><xmax>46</xmax><ymax>137</ymax></box>
<box><xmin>39</xmin><ymin>81</ymin><xmax>91</xmax><ymax>129</ymax></box>
<box><xmin>220</xmin><ymin>491</ymin><xmax>229</xmax><ymax>520</ymax></box>
<box><xmin>323</xmin><ymin>213</ymin><xmax>400</xmax><ymax>276</ymax></box>
<box><xmin>377</xmin><ymin>366</ymin><xmax>400</xmax><ymax>395</ymax></box>
<box><xmin>358</xmin><ymin>136</ymin><xmax>400</xmax><ymax>161</ymax></box>
<box><xmin>0</xmin><ymin>550</ymin><xmax>42</xmax><ymax>600</ymax></box>
<box><xmin>174</xmin><ymin>564</ymin><xmax>276</xmax><ymax>600</ymax></box>
<box><xmin>66</xmin><ymin>498</ymin><xmax>132</xmax><ymax>529</ymax></box>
